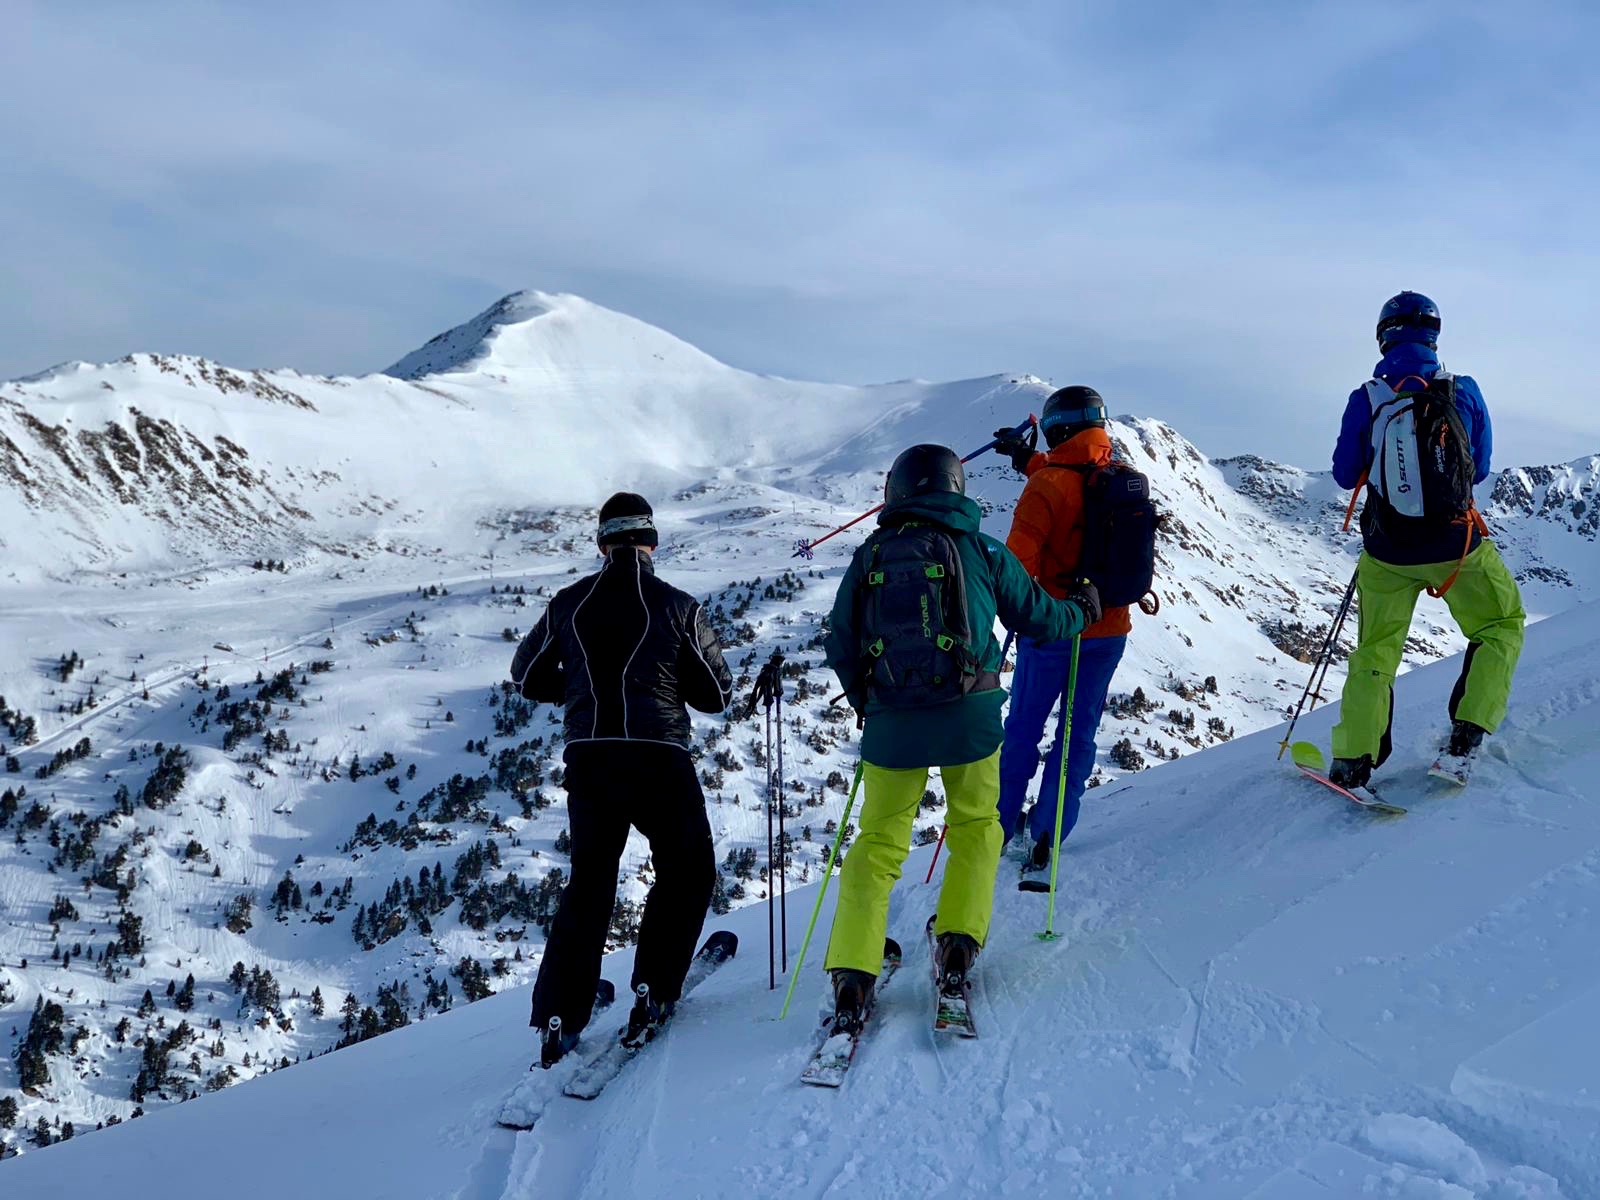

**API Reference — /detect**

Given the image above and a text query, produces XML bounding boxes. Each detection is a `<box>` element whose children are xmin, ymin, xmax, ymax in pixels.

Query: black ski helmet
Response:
<box><xmin>1376</xmin><ymin>291</ymin><xmax>1441</xmax><ymax>353</ymax></box>
<box><xmin>884</xmin><ymin>444</ymin><xmax>965</xmax><ymax>505</ymax></box>
<box><xmin>1039</xmin><ymin>385</ymin><xmax>1107</xmax><ymax>447</ymax></box>
<box><xmin>596</xmin><ymin>491</ymin><xmax>658</xmax><ymax>549</ymax></box>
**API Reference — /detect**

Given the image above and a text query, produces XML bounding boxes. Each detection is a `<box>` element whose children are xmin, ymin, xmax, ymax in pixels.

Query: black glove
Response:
<box><xmin>992</xmin><ymin>424</ymin><xmax>1038</xmax><ymax>473</ymax></box>
<box><xmin>1064</xmin><ymin>578</ymin><xmax>1103</xmax><ymax>628</ymax></box>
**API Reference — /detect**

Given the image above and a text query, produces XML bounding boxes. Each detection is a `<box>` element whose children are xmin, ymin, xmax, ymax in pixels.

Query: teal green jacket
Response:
<box><xmin>824</xmin><ymin>492</ymin><xmax>1087</xmax><ymax>769</ymax></box>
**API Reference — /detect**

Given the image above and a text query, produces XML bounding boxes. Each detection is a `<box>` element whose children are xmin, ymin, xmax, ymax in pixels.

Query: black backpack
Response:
<box><xmin>1049</xmin><ymin>461</ymin><xmax>1159</xmax><ymax>607</ymax></box>
<box><xmin>856</xmin><ymin>524</ymin><xmax>996</xmax><ymax>709</ymax></box>
<box><xmin>1367</xmin><ymin>374</ymin><xmax>1475</xmax><ymax>524</ymax></box>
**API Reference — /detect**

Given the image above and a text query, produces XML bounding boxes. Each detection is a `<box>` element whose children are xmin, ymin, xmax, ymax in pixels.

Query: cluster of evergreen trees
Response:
<box><xmin>139</xmin><ymin>744</ymin><xmax>190</xmax><ymax>809</ymax></box>
<box><xmin>35</xmin><ymin>736</ymin><xmax>91</xmax><ymax>780</ymax></box>
<box><xmin>16</xmin><ymin>998</ymin><xmax>70</xmax><ymax>1090</ymax></box>
<box><xmin>0</xmin><ymin>694</ymin><xmax>38</xmax><ymax>746</ymax></box>
<box><xmin>228</xmin><ymin>961</ymin><xmax>283</xmax><ymax>1016</ymax></box>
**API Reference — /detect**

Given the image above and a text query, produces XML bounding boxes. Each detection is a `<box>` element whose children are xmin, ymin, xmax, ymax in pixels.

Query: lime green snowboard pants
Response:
<box><xmin>1332</xmin><ymin>542</ymin><xmax>1525</xmax><ymax>763</ymax></box>
<box><xmin>824</xmin><ymin>750</ymin><xmax>1001</xmax><ymax>976</ymax></box>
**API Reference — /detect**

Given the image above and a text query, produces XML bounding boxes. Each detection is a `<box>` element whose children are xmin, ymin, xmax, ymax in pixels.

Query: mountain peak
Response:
<box><xmin>380</xmin><ymin>290</ymin><xmax>724</xmax><ymax>381</ymax></box>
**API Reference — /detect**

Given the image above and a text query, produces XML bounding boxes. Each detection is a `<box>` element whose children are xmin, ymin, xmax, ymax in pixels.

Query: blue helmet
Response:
<box><xmin>1376</xmin><ymin>291</ymin><xmax>1441</xmax><ymax>352</ymax></box>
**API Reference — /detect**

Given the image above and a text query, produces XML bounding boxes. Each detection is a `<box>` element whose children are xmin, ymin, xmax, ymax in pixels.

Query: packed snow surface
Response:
<box><xmin>9</xmin><ymin>603</ymin><xmax>1599</xmax><ymax>1198</ymax></box>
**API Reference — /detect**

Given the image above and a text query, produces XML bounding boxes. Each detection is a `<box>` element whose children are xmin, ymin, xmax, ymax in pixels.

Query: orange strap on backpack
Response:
<box><xmin>1426</xmin><ymin>506</ymin><xmax>1489</xmax><ymax>599</ymax></box>
<box><xmin>1342</xmin><ymin>470</ymin><xmax>1368</xmax><ymax>532</ymax></box>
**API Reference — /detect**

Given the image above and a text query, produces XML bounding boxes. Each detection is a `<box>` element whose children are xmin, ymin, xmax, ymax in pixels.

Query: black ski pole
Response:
<box><xmin>1278</xmin><ymin>566</ymin><xmax>1360</xmax><ymax>759</ymax></box>
<box><xmin>750</xmin><ymin>651</ymin><xmax>787</xmax><ymax>988</ymax></box>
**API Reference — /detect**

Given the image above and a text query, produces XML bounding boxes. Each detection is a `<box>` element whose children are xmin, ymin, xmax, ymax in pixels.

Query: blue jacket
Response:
<box><xmin>1332</xmin><ymin>344</ymin><xmax>1492</xmax><ymax>565</ymax></box>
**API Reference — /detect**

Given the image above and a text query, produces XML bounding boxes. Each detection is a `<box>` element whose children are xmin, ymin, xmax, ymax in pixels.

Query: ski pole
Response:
<box><xmin>1276</xmin><ymin>566</ymin><xmax>1359</xmax><ymax>759</ymax></box>
<box><xmin>751</xmin><ymin>652</ymin><xmax>786</xmax><ymax>989</ymax></box>
<box><xmin>1037</xmin><ymin>636</ymin><xmax>1081</xmax><ymax>942</ymax></box>
<box><xmin>778</xmin><ymin>761</ymin><xmax>863</xmax><ymax>1019</ymax></box>
<box><xmin>765</xmin><ymin>699</ymin><xmax>775</xmax><ymax>990</ymax></box>
<box><xmin>923</xmin><ymin>826</ymin><xmax>946</xmax><ymax>884</ymax></box>
<box><xmin>777</xmin><ymin>681</ymin><xmax>787</xmax><ymax>973</ymax></box>
<box><xmin>925</xmin><ymin>627</ymin><xmax>1016</xmax><ymax>885</ymax></box>
<box><xmin>793</xmin><ymin>415</ymin><xmax>1038</xmax><ymax>559</ymax></box>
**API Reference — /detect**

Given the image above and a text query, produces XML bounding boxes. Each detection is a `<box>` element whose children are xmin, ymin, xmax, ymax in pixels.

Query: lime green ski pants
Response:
<box><xmin>1332</xmin><ymin>542</ymin><xmax>1525</xmax><ymax>763</ymax></box>
<box><xmin>824</xmin><ymin>750</ymin><xmax>1002</xmax><ymax>976</ymax></box>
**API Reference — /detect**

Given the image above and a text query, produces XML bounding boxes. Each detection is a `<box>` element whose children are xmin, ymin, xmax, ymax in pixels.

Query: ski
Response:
<box><xmin>1017</xmin><ymin>845</ymin><xmax>1052</xmax><ymax>893</ymax></box>
<box><xmin>1289</xmin><ymin>742</ymin><xmax>1407</xmax><ymax>816</ymax></box>
<box><xmin>927</xmin><ymin>915</ymin><xmax>978</xmax><ymax>1038</ymax></box>
<box><xmin>562</xmin><ymin>929</ymin><xmax>738</xmax><ymax>1102</ymax></box>
<box><xmin>496</xmin><ymin>978</ymin><xmax>618</xmax><ymax>1129</ymax></box>
<box><xmin>799</xmin><ymin>938</ymin><xmax>903</xmax><ymax>1088</ymax></box>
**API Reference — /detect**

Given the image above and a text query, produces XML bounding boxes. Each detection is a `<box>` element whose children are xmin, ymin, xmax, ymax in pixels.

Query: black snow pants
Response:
<box><xmin>528</xmin><ymin>742</ymin><xmax>715</xmax><ymax>1035</ymax></box>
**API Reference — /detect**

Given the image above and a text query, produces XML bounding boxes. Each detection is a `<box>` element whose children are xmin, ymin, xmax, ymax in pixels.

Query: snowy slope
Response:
<box><xmin>3</xmin><ymin>290</ymin><xmax>1597</xmax><ymax>1166</ymax></box>
<box><xmin>9</xmin><ymin>602</ymin><xmax>1598</xmax><ymax>1199</ymax></box>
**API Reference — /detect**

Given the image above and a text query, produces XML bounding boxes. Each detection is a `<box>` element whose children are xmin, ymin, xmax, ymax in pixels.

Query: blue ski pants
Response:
<box><xmin>997</xmin><ymin>634</ymin><xmax>1126</xmax><ymax>845</ymax></box>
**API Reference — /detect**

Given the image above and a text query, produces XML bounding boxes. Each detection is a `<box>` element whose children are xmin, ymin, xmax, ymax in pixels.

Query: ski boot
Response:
<box><xmin>539</xmin><ymin>1015</ymin><xmax>579</xmax><ymax>1069</ymax></box>
<box><xmin>828</xmin><ymin>968</ymin><xmax>876</xmax><ymax>1036</ymax></box>
<box><xmin>934</xmin><ymin>931</ymin><xmax>980</xmax><ymax>994</ymax></box>
<box><xmin>1329</xmin><ymin>755</ymin><xmax>1373</xmax><ymax>790</ymax></box>
<box><xmin>620</xmin><ymin>983</ymin><xmax>673</xmax><ymax>1049</ymax></box>
<box><xmin>1022</xmin><ymin>833</ymin><xmax>1053</xmax><ymax>874</ymax></box>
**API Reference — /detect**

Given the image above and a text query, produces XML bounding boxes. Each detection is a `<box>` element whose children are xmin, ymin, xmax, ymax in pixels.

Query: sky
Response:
<box><xmin>3</xmin><ymin>0</ymin><xmax>1597</xmax><ymax>468</ymax></box>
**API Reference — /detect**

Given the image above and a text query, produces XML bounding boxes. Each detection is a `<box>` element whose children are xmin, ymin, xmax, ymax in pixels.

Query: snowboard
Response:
<box><xmin>496</xmin><ymin>978</ymin><xmax>619</xmax><ymax>1130</ymax></box>
<box><xmin>563</xmin><ymin>929</ymin><xmax>738</xmax><ymax>1102</ymax></box>
<box><xmin>1289</xmin><ymin>742</ymin><xmax>1407</xmax><ymax>816</ymax></box>
<box><xmin>927</xmin><ymin>915</ymin><xmax>978</xmax><ymax>1038</ymax></box>
<box><xmin>799</xmin><ymin>938</ymin><xmax>903</xmax><ymax>1088</ymax></box>
<box><xmin>1428</xmin><ymin>749</ymin><xmax>1475</xmax><ymax>787</ymax></box>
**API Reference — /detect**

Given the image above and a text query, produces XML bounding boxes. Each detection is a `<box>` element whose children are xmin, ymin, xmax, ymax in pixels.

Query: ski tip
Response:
<box><xmin>1017</xmin><ymin>880</ymin><xmax>1051</xmax><ymax>893</ymax></box>
<box><xmin>884</xmin><ymin>937</ymin><xmax>902</xmax><ymax>958</ymax></box>
<box><xmin>1289</xmin><ymin>741</ymin><xmax>1326</xmax><ymax>771</ymax></box>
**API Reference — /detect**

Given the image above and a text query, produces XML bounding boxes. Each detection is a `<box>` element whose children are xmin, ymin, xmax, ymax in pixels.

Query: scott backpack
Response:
<box><xmin>1363</xmin><ymin>373</ymin><xmax>1475</xmax><ymax>524</ymax></box>
<box><xmin>1048</xmin><ymin>461</ymin><xmax>1159</xmax><ymax>608</ymax></box>
<box><xmin>856</xmin><ymin>524</ymin><xmax>996</xmax><ymax>709</ymax></box>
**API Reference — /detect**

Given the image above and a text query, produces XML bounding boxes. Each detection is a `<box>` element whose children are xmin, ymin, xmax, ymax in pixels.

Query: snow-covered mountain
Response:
<box><xmin>2</xmin><ymin>291</ymin><xmax>1596</xmax><ymax>1171</ymax></box>
<box><xmin>9</xmin><ymin>602</ymin><xmax>1599</xmax><ymax>1198</ymax></box>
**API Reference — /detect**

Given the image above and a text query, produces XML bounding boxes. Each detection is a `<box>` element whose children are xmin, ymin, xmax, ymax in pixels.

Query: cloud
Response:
<box><xmin>2</xmin><ymin>0</ymin><xmax>1596</xmax><ymax>467</ymax></box>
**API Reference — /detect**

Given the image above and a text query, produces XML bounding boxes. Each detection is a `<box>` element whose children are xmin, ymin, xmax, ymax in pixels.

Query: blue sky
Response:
<box><xmin>3</xmin><ymin>0</ymin><xmax>1596</xmax><ymax>468</ymax></box>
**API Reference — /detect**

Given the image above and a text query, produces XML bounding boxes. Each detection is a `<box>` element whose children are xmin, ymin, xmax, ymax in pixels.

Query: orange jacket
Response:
<box><xmin>1005</xmin><ymin>427</ymin><xmax>1133</xmax><ymax>639</ymax></box>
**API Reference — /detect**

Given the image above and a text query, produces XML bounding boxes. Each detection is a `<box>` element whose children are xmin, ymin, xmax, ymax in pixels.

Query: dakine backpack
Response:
<box><xmin>855</xmin><ymin>524</ymin><xmax>988</xmax><ymax>709</ymax></box>
<box><xmin>1364</xmin><ymin>373</ymin><xmax>1475</xmax><ymax>524</ymax></box>
<box><xmin>1048</xmin><ymin>461</ymin><xmax>1159</xmax><ymax>608</ymax></box>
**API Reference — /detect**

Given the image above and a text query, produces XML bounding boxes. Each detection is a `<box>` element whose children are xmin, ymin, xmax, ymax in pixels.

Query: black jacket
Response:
<box><xmin>510</xmin><ymin>548</ymin><xmax>733</xmax><ymax>752</ymax></box>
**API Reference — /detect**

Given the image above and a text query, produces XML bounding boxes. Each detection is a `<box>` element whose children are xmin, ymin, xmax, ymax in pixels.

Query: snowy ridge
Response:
<box><xmin>8</xmin><ymin>604</ymin><xmax>1598</xmax><ymax>1198</ymax></box>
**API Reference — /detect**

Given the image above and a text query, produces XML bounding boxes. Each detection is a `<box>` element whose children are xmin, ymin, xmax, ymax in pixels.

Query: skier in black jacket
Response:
<box><xmin>511</xmin><ymin>492</ymin><xmax>733</xmax><ymax>1066</ymax></box>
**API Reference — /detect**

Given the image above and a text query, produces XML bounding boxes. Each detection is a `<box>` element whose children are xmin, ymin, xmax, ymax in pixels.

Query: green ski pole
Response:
<box><xmin>1038</xmin><ymin>636</ymin><xmax>1081</xmax><ymax>942</ymax></box>
<box><xmin>778</xmin><ymin>761</ymin><xmax>864</xmax><ymax>1019</ymax></box>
